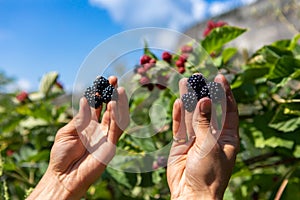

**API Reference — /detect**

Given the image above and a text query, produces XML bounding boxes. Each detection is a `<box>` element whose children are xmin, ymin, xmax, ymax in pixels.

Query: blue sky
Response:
<box><xmin>0</xmin><ymin>0</ymin><xmax>256</xmax><ymax>92</ymax></box>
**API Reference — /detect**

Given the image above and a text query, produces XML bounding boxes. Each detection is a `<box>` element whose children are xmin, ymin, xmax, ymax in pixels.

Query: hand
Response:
<box><xmin>27</xmin><ymin>76</ymin><xmax>129</xmax><ymax>200</ymax></box>
<box><xmin>167</xmin><ymin>74</ymin><xmax>239</xmax><ymax>200</ymax></box>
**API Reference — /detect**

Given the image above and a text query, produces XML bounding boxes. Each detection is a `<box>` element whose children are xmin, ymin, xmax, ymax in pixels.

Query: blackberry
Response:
<box><xmin>84</xmin><ymin>86</ymin><xmax>102</xmax><ymax>108</ymax></box>
<box><xmin>196</xmin><ymin>85</ymin><xmax>210</xmax><ymax>100</ymax></box>
<box><xmin>100</xmin><ymin>85</ymin><xmax>118</xmax><ymax>103</ymax></box>
<box><xmin>187</xmin><ymin>74</ymin><xmax>207</xmax><ymax>95</ymax></box>
<box><xmin>181</xmin><ymin>92</ymin><xmax>198</xmax><ymax>112</ymax></box>
<box><xmin>84</xmin><ymin>76</ymin><xmax>118</xmax><ymax>108</ymax></box>
<box><xmin>207</xmin><ymin>82</ymin><xmax>224</xmax><ymax>103</ymax></box>
<box><xmin>92</xmin><ymin>76</ymin><xmax>110</xmax><ymax>93</ymax></box>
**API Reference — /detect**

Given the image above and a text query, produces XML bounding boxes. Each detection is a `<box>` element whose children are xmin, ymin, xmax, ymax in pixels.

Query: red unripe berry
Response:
<box><xmin>178</xmin><ymin>67</ymin><xmax>185</xmax><ymax>74</ymax></box>
<box><xmin>6</xmin><ymin>149</ymin><xmax>14</xmax><ymax>156</ymax></box>
<box><xmin>16</xmin><ymin>91</ymin><xmax>28</xmax><ymax>102</ymax></box>
<box><xmin>203</xmin><ymin>20</ymin><xmax>227</xmax><ymax>37</ymax></box>
<box><xmin>140</xmin><ymin>55</ymin><xmax>151</xmax><ymax>65</ymax></box>
<box><xmin>175</xmin><ymin>59</ymin><xmax>185</xmax><ymax>68</ymax></box>
<box><xmin>181</xmin><ymin>45</ymin><xmax>193</xmax><ymax>53</ymax></box>
<box><xmin>144</xmin><ymin>63</ymin><xmax>155</xmax><ymax>71</ymax></box>
<box><xmin>137</xmin><ymin>67</ymin><xmax>146</xmax><ymax>75</ymax></box>
<box><xmin>162</xmin><ymin>51</ymin><xmax>172</xmax><ymax>63</ymax></box>
<box><xmin>179</xmin><ymin>54</ymin><xmax>188</xmax><ymax>62</ymax></box>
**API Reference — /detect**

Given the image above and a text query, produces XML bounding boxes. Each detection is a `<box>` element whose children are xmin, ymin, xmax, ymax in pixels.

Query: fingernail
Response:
<box><xmin>200</xmin><ymin>99</ymin><xmax>211</xmax><ymax>114</ymax></box>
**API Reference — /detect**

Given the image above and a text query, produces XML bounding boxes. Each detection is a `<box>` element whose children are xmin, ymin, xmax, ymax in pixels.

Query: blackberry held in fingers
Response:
<box><xmin>207</xmin><ymin>82</ymin><xmax>224</xmax><ymax>103</ymax></box>
<box><xmin>187</xmin><ymin>74</ymin><xmax>207</xmax><ymax>95</ymax></box>
<box><xmin>181</xmin><ymin>92</ymin><xmax>198</xmax><ymax>112</ymax></box>
<box><xmin>84</xmin><ymin>86</ymin><xmax>103</xmax><ymax>108</ymax></box>
<box><xmin>93</xmin><ymin>76</ymin><xmax>110</xmax><ymax>93</ymax></box>
<box><xmin>100</xmin><ymin>85</ymin><xmax>118</xmax><ymax>103</ymax></box>
<box><xmin>84</xmin><ymin>76</ymin><xmax>118</xmax><ymax>108</ymax></box>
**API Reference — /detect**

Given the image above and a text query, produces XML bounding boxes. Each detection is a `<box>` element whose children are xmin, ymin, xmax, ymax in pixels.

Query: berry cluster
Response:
<box><xmin>203</xmin><ymin>20</ymin><xmax>227</xmax><ymax>37</ymax></box>
<box><xmin>84</xmin><ymin>76</ymin><xmax>118</xmax><ymax>108</ymax></box>
<box><xmin>181</xmin><ymin>74</ymin><xmax>224</xmax><ymax>112</ymax></box>
<box><xmin>137</xmin><ymin>54</ymin><xmax>169</xmax><ymax>91</ymax></box>
<box><xmin>175</xmin><ymin>45</ymin><xmax>193</xmax><ymax>74</ymax></box>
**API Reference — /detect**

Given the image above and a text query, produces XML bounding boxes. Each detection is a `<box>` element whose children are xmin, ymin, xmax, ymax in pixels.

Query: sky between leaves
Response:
<box><xmin>0</xmin><ymin>0</ymin><xmax>256</xmax><ymax>92</ymax></box>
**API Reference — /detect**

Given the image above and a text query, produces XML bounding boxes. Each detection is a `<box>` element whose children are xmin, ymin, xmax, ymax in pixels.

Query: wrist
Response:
<box><xmin>26</xmin><ymin>170</ymin><xmax>75</xmax><ymax>200</ymax></box>
<box><xmin>171</xmin><ymin>191</ymin><xmax>222</xmax><ymax>200</ymax></box>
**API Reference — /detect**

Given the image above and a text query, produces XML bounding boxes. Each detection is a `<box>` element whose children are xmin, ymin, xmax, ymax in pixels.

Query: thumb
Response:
<box><xmin>192</xmin><ymin>97</ymin><xmax>211</xmax><ymax>142</ymax></box>
<box><xmin>57</xmin><ymin>97</ymin><xmax>91</xmax><ymax>137</ymax></box>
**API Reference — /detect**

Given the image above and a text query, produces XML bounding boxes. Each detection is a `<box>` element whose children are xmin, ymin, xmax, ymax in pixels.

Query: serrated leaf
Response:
<box><xmin>39</xmin><ymin>71</ymin><xmax>58</xmax><ymax>96</ymax></box>
<box><xmin>268</xmin><ymin>56</ymin><xmax>300</xmax><ymax>83</ymax></box>
<box><xmin>201</xmin><ymin>26</ymin><xmax>246</xmax><ymax>53</ymax></box>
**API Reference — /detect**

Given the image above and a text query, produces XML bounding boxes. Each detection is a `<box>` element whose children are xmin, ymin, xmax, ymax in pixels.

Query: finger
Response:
<box><xmin>192</xmin><ymin>97</ymin><xmax>211</xmax><ymax>142</ymax></box>
<box><xmin>107</xmin><ymin>87</ymin><xmax>129</xmax><ymax>144</ymax></box>
<box><xmin>108</xmin><ymin>76</ymin><xmax>118</xmax><ymax>87</ymax></box>
<box><xmin>179</xmin><ymin>78</ymin><xmax>195</xmax><ymax>139</ymax></box>
<box><xmin>214</xmin><ymin>74</ymin><xmax>240</xmax><ymax>154</ymax></box>
<box><xmin>169</xmin><ymin>99</ymin><xmax>194</xmax><ymax>166</ymax></box>
<box><xmin>100</xmin><ymin>103</ymin><xmax>111</xmax><ymax>134</ymax></box>
<box><xmin>116</xmin><ymin>87</ymin><xmax>130</xmax><ymax>131</ymax></box>
<box><xmin>214</xmin><ymin>74</ymin><xmax>239</xmax><ymax>133</ymax></box>
<box><xmin>90</xmin><ymin>105</ymin><xmax>102</xmax><ymax>122</ymax></box>
<box><xmin>57</xmin><ymin>97</ymin><xmax>91</xmax><ymax>138</ymax></box>
<box><xmin>107</xmin><ymin>101</ymin><xmax>123</xmax><ymax>144</ymax></box>
<box><xmin>172</xmin><ymin>99</ymin><xmax>187</xmax><ymax>143</ymax></box>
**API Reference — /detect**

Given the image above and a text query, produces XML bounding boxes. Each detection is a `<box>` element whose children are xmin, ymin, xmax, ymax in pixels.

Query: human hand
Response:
<box><xmin>27</xmin><ymin>76</ymin><xmax>129</xmax><ymax>200</ymax></box>
<box><xmin>167</xmin><ymin>74</ymin><xmax>239</xmax><ymax>200</ymax></box>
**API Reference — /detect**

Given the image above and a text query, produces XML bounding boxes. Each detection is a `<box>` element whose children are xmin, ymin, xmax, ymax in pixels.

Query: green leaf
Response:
<box><xmin>201</xmin><ymin>26</ymin><xmax>246</xmax><ymax>53</ymax></box>
<box><xmin>269</xmin><ymin>103</ymin><xmax>300</xmax><ymax>132</ymax></box>
<box><xmin>268</xmin><ymin>56</ymin><xmax>300</xmax><ymax>83</ymax></box>
<box><xmin>288</xmin><ymin>33</ymin><xmax>300</xmax><ymax>51</ymax></box>
<box><xmin>264</xmin><ymin>136</ymin><xmax>294</xmax><ymax>149</ymax></box>
<box><xmin>222</xmin><ymin>47</ymin><xmax>238</xmax><ymax>63</ymax></box>
<box><xmin>294</xmin><ymin>145</ymin><xmax>300</xmax><ymax>158</ymax></box>
<box><xmin>39</xmin><ymin>71</ymin><xmax>58</xmax><ymax>96</ymax></box>
<box><xmin>143</xmin><ymin>41</ymin><xmax>158</xmax><ymax>60</ymax></box>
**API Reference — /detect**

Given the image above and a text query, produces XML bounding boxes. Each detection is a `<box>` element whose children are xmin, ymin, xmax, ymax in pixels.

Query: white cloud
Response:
<box><xmin>209</xmin><ymin>1</ymin><xmax>236</xmax><ymax>16</ymax></box>
<box><xmin>89</xmin><ymin>0</ymin><xmax>207</xmax><ymax>30</ymax></box>
<box><xmin>5</xmin><ymin>78</ymin><xmax>32</xmax><ymax>92</ymax></box>
<box><xmin>89</xmin><ymin>0</ymin><xmax>252</xmax><ymax>30</ymax></box>
<box><xmin>16</xmin><ymin>79</ymin><xmax>32</xmax><ymax>91</ymax></box>
<box><xmin>190</xmin><ymin>0</ymin><xmax>208</xmax><ymax>21</ymax></box>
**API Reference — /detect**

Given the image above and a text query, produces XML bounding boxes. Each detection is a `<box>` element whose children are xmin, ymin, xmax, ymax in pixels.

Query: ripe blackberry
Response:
<box><xmin>84</xmin><ymin>86</ymin><xmax>102</xmax><ymax>108</ymax></box>
<box><xmin>195</xmin><ymin>85</ymin><xmax>210</xmax><ymax>100</ymax></box>
<box><xmin>187</xmin><ymin>74</ymin><xmax>207</xmax><ymax>95</ymax></box>
<box><xmin>207</xmin><ymin>82</ymin><xmax>224</xmax><ymax>103</ymax></box>
<box><xmin>100</xmin><ymin>85</ymin><xmax>118</xmax><ymax>103</ymax></box>
<box><xmin>181</xmin><ymin>92</ymin><xmax>198</xmax><ymax>112</ymax></box>
<box><xmin>93</xmin><ymin>76</ymin><xmax>110</xmax><ymax>93</ymax></box>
